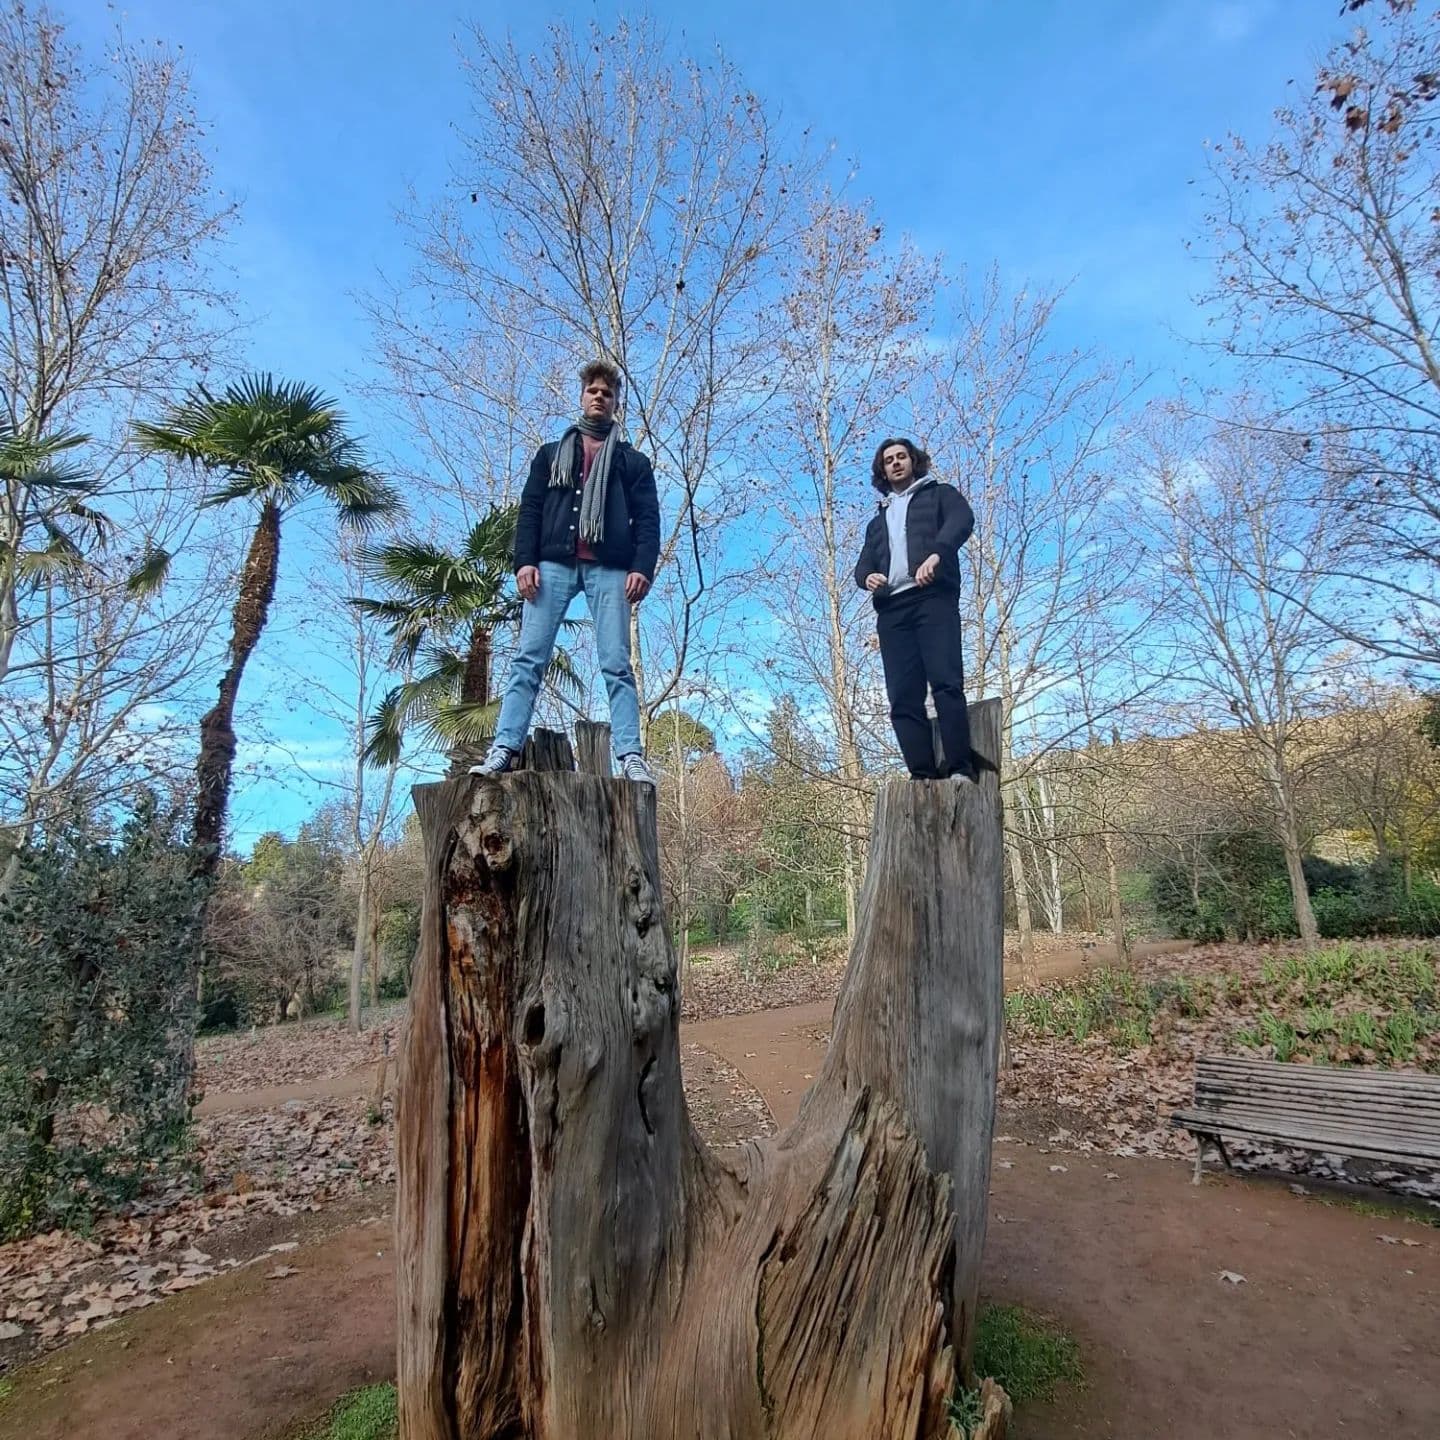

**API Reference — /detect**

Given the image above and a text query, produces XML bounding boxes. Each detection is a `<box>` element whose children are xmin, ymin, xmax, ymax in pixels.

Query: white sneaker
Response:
<box><xmin>619</xmin><ymin>752</ymin><xmax>656</xmax><ymax>785</ymax></box>
<box><xmin>469</xmin><ymin>745</ymin><xmax>515</xmax><ymax>777</ymax></box>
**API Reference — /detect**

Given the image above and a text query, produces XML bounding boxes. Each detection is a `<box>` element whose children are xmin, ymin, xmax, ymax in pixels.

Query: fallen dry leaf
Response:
<box><xmin>1219</xmin><ymin>1270</ymin><xmax>1247</xmax><ymax>1285</ymax></box>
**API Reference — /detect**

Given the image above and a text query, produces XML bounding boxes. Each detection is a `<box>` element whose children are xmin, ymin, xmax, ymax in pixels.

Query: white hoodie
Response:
<box><xmin>882</xmin><ymin>475</ymin><xmax>936</xmax><ymax>596</ymax></box>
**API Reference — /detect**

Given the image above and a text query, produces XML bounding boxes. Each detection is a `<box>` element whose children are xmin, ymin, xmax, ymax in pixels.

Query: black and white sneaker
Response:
<box><xmin>618</xmin><ymin>752</ymin><xmax>657</xmax><ymax>785</ymax></box>
<box><xmin>470</xmin><ymin>745</ymin><xmax>515</xmax><ymax>777</ymax></box>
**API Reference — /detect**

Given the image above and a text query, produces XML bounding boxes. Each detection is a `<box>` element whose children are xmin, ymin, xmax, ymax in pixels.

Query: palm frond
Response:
<box><xmin>362</xmin><ymin>668</ymin><xmax>466</xmax><ymax>767</ymax></box>
<box><xmin>427</xmin><ymin>696</ymin><xmax>502</xmax><ymax>746</ymax></box>
<box><xmin>60</xmin><ymin>497</ymin><xmax>113</xmax><ymax>548</ymax></box>
<box><xmin>134</xmin><ymin>372</ymin><xmax>399</xmax><ymax>525</ymax></box>
<box><xmin>0</xmin><ymin>425</ymin><xmax>91</xmax><ymax>492</ymax></box>
<box><xmin>125</xmin><ymin>546</ymin><xmax>173</xmax><ymax>596</ymax></box>
<box><xmin>315</xmin><ymin>469</ymin><xmax>404</xmax><ymax>530</ymax></box>
<box><xmin>349</xmin><ymin>596</ymin><xmax>426</xmax><ymax>625</ymax></box>
<box><xmin>363</xmin><ymin>686</ymin><xmax>411</xmax><ymax>768</ymax></box>
<box><xmin>17</xmin><ymin>522</ymin><xmax>87</xmax><ymax>582</ymax></box>
<box><xmin>545</xmin><ymin>644</ymin><xmax>585</xmax><ymax>697</ymax></box>
<box><xmin>197</xmin><ymin>475</ymin><xmax>277</xmax><ymax>508</ymax></box>
<box><xmin>466</xmin><ymin>503</ymin><xmax>521</xmax><ymax>564</ymax></box>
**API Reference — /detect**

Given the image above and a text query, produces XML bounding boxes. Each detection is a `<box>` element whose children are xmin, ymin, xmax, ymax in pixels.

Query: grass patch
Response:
<box><xmin>1306</xmin><ymin>1193</ymin><xmax>1440</xmax><ymax>1230</ymax></box>
<box><xmin>295</xmin><ymin>1383</ymin><xmax>397</xmax><ymax>1440</ymax></box>
<box><xmin>950</xmin><ymin>1303</ymin><xmax>1083</xmax><ymax>1434</ymax></box>
<box><xmin>0</xmin><ymin>1377</ymin><xmax>13</xmax><ymax>1405</ymax></box>
<box><xmin>1006</xmin><ymin>943</ymin><xmax>1439</xmax><ymax>1070</ymax></box>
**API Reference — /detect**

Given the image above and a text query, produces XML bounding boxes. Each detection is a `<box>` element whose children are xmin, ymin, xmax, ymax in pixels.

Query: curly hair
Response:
<box><xmin>870</xmin><ymin>437</ymin><xmax>932</xmax><ymax>492</ymax></box>
<box><xmin>579</xmin><ymin>358</ymin><xmax>623</xmax><ymax>397</ymax></box>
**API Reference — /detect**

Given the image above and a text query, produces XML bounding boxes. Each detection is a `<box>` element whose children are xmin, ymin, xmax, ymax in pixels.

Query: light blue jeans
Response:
<box><xmin>491</xmin><ymin>560</ymin><xmax>643</xmax><ymax>757</ymax></box>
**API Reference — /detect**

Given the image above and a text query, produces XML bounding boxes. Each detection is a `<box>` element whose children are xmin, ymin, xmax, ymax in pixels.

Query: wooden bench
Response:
<box><xmin>1172</xmin><ymin>1054</ymin><xmax>1440</xmax><ymax>1184</ymax></box>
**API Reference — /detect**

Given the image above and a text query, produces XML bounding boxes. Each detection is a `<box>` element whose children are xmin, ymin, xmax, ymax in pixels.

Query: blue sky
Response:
<box><xmin>71</xmin><ymin>0</ymin><xmax>1356</xmax><ymax>847</ymax></box>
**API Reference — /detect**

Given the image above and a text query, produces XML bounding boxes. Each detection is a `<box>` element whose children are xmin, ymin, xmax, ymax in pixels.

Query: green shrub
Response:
<box><xmin>1151</xmin><ymin>834</ymin><xmax>1440</xmax><ymax>942</ymax></box>
<box><xmin>0</xmin><ymin>802</ymin><xmax>202</xmax><ymax>1239</ymax></box>
<box><xmin>1383</xmin><ymin>1008</ymin><xmax>1420</xmax><ymax>1063</ymax></box>
<box><xmin>1257</xmin><ymin>1010</ymin><xmax>1298</xmax><ymax>1061</ymax></box>
<box><xmin>1340</xmin><ymin>1011</ymin><xmax>1379</xmax><ymax>1050</ymax></box>
<box><xmin>1313</xmin><ymin>887</ymin><xmax>1368</xmax><ymax>939</ymax></box>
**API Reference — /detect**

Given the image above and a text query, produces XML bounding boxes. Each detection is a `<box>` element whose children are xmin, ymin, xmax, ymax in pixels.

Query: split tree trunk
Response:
<box><xmin>396</xmin><ymin>703</ymin><xmax>1004</xmax><ymax>1439</ymax></box>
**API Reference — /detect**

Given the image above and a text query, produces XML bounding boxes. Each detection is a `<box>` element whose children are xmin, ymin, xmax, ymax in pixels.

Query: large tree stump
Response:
<box><xmin>574</xmin><ymin>718</ymin><xmax>612</xmax><ymax>776</ymax></box>
<box><xmin>396</xmin><ymin>701</ymin><xmax>1003</xmax><ymax>1439</ymax></box>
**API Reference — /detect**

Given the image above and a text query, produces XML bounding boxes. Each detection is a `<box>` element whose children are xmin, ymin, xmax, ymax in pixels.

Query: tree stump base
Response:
<box><xmin>396</xmin><ymin>703</ymin><xmax>1004</xmax><ymax>1439</ymax></box>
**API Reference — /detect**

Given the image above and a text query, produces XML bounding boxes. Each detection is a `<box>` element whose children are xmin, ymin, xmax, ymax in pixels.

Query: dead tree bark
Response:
<box><xmin>396</xmin><ymin>701</ymin><xmax>1004</xmax><ymax>1439</ymax></box>
<box><xmin>574</xmin><ymin>719</ymin><xmax>612</xmax><ymax>776</ymax></box>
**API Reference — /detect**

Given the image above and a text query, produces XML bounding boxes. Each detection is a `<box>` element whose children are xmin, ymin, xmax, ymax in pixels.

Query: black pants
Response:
<box><xmin>876</xmin><ymin>587</ymin><xmax>975</xmax><ymax>780</ymax></box>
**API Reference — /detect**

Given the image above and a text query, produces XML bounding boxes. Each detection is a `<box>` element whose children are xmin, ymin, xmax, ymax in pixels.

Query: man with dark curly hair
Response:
<box><xmin>854</xmin><ymin>436</ymin><xmax>977</xmax><ymax>782</ymax></box>
<box><xmin>473</xmin><ymin>359</ymin><xmax>660</xmax><ymax>784</ymax></box>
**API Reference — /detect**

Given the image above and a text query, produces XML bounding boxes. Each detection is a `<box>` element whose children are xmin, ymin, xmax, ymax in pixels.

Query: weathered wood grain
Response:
<box><xmin>396</xmin><ymin>702</ymin><xmax>1005</xmax><ymax>1438</ymax></box>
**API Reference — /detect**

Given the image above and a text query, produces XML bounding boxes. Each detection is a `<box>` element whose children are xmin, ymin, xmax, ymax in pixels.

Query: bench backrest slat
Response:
<box><xmin>1188</xmin><ymin>1056</ymin><xmax>1440</xmax><ymax>1149</ymax></box>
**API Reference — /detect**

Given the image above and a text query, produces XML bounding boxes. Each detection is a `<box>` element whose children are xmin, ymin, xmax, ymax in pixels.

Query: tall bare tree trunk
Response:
<box><xmin>669</xmin><ymin>711</ymin><xmax>692</xmax><ymax>986</ymax></box>
<box><xmin>370</xmin><ymin>907</ymin><xmax>382</xmax><ymax>1007</ymax></box>
<box><xmin>629</xmin><ymin>607</ymin><xmax>648</xmax><ymax>751</ymax></box>
<box><xmin>819</xmin><ymin>452</ymin><xmax>865</xmax><ymax>940</ymax></box>
<box><xmin>1278</xmin><ymin>811</ymin><xmax>1320</xmax><ymax>952</ymax></box>
<box><xmin>1103</xmin><ymin>832</ymin><xmax>1129</xmax><ymax>965</ymax></box>
<box><xmin>395</xmin><ymin>705</ymin><xmax>1005</xmax><ymax>1438</ymax></box>
<box><xmin>349</xmin><ymin>869</ymin><xmax>371</xmax><ymax>1033</ymax></box>
<box><xmin>1263</xmin><ymin>751</ymin><xmax>1319</xmax><ymax>952</ymax></box>
<box><xmin>997</xmin><ymin>637</ymin><xmax>1035</xmax><ymax>978</ymax></box>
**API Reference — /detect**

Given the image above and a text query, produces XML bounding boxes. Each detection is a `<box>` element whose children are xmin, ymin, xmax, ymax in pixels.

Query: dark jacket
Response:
<box><xmin>853</xmin><ymin>480</ymin><xmax>975</xmax><ymax>611</ymax></box>
<box><xmin>513</xmin><ymin>435</ymin><xmax>661</xmax><ymax>580</ymax></box>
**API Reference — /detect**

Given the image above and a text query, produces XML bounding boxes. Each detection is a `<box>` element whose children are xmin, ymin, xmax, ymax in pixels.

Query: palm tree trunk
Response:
<box><xmin>193</xmin><ymin>500</ymin><xmax>282</xmax><ymax>880</ymax></box>
<box><xmin>461</xmin><ymin>622</ymin><xmax>492</xmax><ymax>706</ymax></box>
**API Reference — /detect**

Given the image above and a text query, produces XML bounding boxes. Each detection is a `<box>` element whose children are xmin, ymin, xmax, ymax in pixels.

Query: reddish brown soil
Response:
<box><xmin>6</xmin><ymin>983</ymin><xmax>1439</xmax><ymax>1440</ymax></box>
<box><xmin>0</xmin><ymin>1209</ymin><xmax>394</xmax><ymax>1440</ymax></box>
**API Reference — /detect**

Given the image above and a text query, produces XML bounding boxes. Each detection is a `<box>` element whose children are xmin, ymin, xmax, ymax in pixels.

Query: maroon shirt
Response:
<box><xmin>576</xmin><ymin>432</ymin><xmax>603</xmax><ymax>562</ymax></box>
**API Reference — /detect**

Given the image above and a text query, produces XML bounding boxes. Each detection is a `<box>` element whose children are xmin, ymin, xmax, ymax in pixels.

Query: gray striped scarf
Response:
<box><xmin>549</xmin><ymin>416</ymin><xmax>618</xmax><ymax>546</ymax></box>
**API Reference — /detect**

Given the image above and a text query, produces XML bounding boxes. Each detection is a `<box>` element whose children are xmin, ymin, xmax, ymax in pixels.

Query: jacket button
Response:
<box><xmin>569</xmin><ymin>524</ymin><xmax>576</xmax><ymax>531</ymax></box>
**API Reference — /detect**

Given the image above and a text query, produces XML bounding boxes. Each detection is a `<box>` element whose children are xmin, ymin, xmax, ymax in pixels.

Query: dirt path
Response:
<box><xmin>14</xmin><ymin>958</ymin><xmax>1440</xmax><ymax>1440</ymax></box>
<box><xmin>988</xmin><ymin>1143</ymin><xmax>1439</xmax><ymax>1437</ymax></box>
<box><xmin>0</xmin><ymin>1206</ymin><xmax>395</xmax><ymax>1440</ymax></box>
<box><xmin>197</xmin><ymin>941</ymin><xmax>1185</xmax><ymax>1118</ymax></box>
<box><xmin>9</xmin><ymin>1141</ymin><xmax>1434</xmax><ymax>1440</ymax></box>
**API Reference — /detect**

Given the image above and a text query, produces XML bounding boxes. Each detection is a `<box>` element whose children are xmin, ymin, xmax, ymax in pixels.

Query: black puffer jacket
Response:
<box><xmin>513</xmin><ymin>436</ymin><xmax>661</xmax><ymax>579</ymax></box>
<box><xmin>853</xmin><ymin>480</ymin><xmax>975</xmax><ymax>611</ymax></box>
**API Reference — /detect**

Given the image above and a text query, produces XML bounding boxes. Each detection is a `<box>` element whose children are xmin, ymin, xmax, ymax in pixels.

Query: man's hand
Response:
<box><xmin>625</xmin><ymin>572</ymin><xmax>651</xmax><ymax>604</ymax></box>
<box><xmin>517</xmin><ymin>565</ymin><xmax>541</xmax><ymax>601</ymax></box>
<box><xmin>865</xmin><ymin>572</ymin><xmax>888</xmax><ymax>592</ymax></box>
<box><xmin>915</xmin><ymin>553</ymin><xmax>941</xmax><ymax>587</ymax></box>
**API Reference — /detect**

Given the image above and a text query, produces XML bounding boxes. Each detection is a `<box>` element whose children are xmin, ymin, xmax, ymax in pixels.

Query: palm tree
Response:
<box><xmin>354</xmin><ymin>501</ymin><xmax>579</xmax><ymax>767</ymax></box>
<box><xmin>0</xmin><ymin>424</ymin><xmax>103</xmax><ymax>688</ymax></box>
<box><xmin>135</xmin><ymin>376</ymin><xmax>399</xmax><ymax>879</ymax></box>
